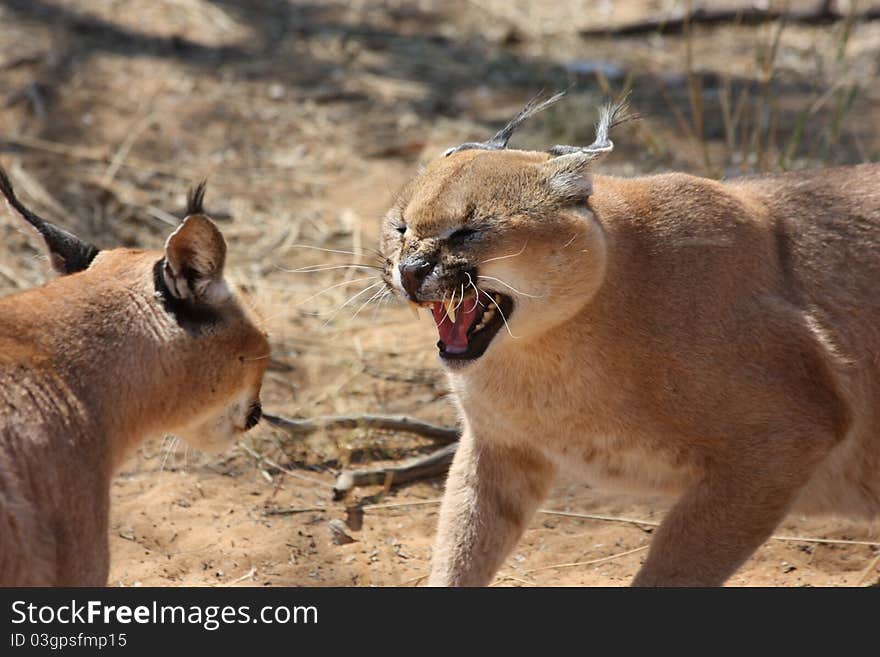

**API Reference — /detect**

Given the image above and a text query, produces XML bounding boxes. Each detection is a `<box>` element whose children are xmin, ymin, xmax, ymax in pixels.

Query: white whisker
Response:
<box><xmin>257</xmin><ymin>310</ymin><xmax>289</xmax><ymax>325</ymax></box>
<box><xmin>480</xmin><ymin>240</ymin><xmax>528</xmax><ymax>265</ymax></box>
<box><xmin>478</xmin><ymin>283</ymin><xmax>518</xmax><ymax>339</ymax></box>
<box><xmin>477</xmin><ymin>275</ymin><xmax>544</xmax><ymax>299</ymax></box>
<box><xmin>275</xmin><ymin>264</ymin><xmax>380</xmax><ymax>274</ymax></box>
<box><xmin>294</xmin><ymin>276</ymin><xmax>378</xmax><ymax>307</ymax></box>
<box><xmin>465</xmin><ymin>273</ymin><xmax>480</xmax><ymax>312</ymax></box>
<box><xmin>371</xmin><ymin>289</ymin><xmax>392</xmax><ymax>321</ymax></box>
<box><xmin>160</xmin><ymin>436</ymin><xmax>179</xmax><ymax>473</ymax></box>
<box><xmin>454</xmin><ymin>283</ymin><xmax>466</xmax><ymax>312</ymax></box>
<box><xmin>350</xmin><ymin>286</ymin><xmax>389</xmax><ymax>322</ymax></box>
<box><xmin>322</xmin><ymin>281</ymin><xmax>386</xmax><ymax>327</ymax></box>
<box><xmin>562</xmin><ymin>234</ymin><xmax>578</xmax><ymax>248</ymax></box>
<box><xmin>242</xmin><ymin>353</ymin><xmax>272</xmax><ymax>362</ymax></box>
<box><xmin>157</xmin><ymin>434</ymin><xmax>171</xmax><ymax>464</ymax></box>
<box><xmin>288</xmin><ymin>244</ymin><xmax>366</xmax><ymax>257</ymax></box>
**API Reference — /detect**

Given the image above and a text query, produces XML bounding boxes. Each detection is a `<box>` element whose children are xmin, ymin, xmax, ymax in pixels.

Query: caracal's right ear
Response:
<box><xmin>0</xmin><ymin>165</ymin><xmax>99</xmax><ymax>275</ymax></box>
<box><xmin>540</xmin><ymin>97</ymin><xmax>633</xmax><ymax>204</ymax></box>
<box><xmin>162</xmin><ymin>182</ymin><xmax>230</xmax><ymax>306</ymax></box>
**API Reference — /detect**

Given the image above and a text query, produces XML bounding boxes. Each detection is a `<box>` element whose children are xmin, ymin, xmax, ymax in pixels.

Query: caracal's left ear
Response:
<box><xmin>162</xmin><ymin>182</ymin><xmax>230</xmax><ymax>305</ymax></box>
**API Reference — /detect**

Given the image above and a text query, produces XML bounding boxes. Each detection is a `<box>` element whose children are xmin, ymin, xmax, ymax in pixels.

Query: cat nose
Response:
<box><xmin>399</xmin><ymin>258</ymin><xmax>434</xmax><ymax>300</ymax></box>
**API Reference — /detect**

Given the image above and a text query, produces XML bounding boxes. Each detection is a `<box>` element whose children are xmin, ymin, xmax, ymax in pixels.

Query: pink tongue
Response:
<box><xmin>432</xmin><ymin>299</ymin><xmax>480</xmax><ymax>354</ymax></box>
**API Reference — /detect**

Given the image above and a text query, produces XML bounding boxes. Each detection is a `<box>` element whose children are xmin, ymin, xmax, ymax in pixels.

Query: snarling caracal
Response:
<box><xmin>379</xmin><ymin>93</ymin><xmax>880</xmax><ymax>586</ymax></box>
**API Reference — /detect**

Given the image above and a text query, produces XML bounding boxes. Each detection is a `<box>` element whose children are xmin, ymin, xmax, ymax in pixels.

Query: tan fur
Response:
<box><xmin>0</xmin><ymin>206</ymin><xmax>268</xmax><ymax>586</ymax></box>
<box><xmin>380</xmin><ymin>149</ymin><xmax>880</xmax><ymax>586</ymax></box>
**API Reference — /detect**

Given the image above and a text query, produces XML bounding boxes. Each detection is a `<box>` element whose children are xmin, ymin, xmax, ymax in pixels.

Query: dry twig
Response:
<box><xmin>538</xmin><ymin>509</ymin><xmax>880</xmax><ymax>548</ymax></box>
<box><xmin>517</xmin><ymin>545</ymin><xmax>649</xmax><ymax>577</ymax></box>
<box><xmin>222</xmin><ymin>566</ymin><xmax>257</xmax><ymax>587</ymax></box>
<box><xmin>333</xmin><ymin>443</ymin><xmax>457</xmax><ymax>500</ymax></box>
<box><xmin>856</xmin><ymin>551</ymin><xmax>880</xmax><ymax>586</ymax></box>
<box><xmin>238</xmin><ymin>442</ymin><xmax>332</xmax><ymax>490</ymax></box>
<box><xmin>579</xmin><ymin>3</ymin><xmax>880</xmax><ymax>37</ymax></box>
<box><xmin>263</xmin><ymin>412</ymin><xmax>459</xmax><ymax>444</ymax></box>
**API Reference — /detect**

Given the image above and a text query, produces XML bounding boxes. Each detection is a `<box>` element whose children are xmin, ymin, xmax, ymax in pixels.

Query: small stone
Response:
<box><xmin>268</xmin><ymin>83</ymin><xmax>285</xmax><ymax>100</ymax></box>
<box><xmin>329</xmin><ymin>519</ymin><xmax>356</xmax><ymax>545</ymax></box>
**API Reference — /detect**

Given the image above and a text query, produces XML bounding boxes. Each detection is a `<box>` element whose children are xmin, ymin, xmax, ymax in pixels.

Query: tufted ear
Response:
<box><xmin>162</xmin><ymin>211</ymin><xmax>229</xmax><ymax>305</ymax></box>
<box><xmin>0</xmin><ymin>166</ymin><xmax>99</xmax><ymax>274</ymax></box>
<box><xmin>540</xmin><ymin>96</ymin><xmax>632</xmax><ymax>205</ymax></box>
<box><xmin>540</xmin><ymin>151</ymin><xmax>598</xmax><ymax>204</ymax></box>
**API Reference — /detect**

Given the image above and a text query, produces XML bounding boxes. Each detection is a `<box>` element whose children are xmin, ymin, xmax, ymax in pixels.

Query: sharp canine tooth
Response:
<box><xmin>445</xmin><ymin>300</ymin><xmax>456</xmax><ymax>323</ymax></box>
<box><xmin>408</xmin><ymin>301</ymin><xmax>421</xmax><ymax>320</ymax></box>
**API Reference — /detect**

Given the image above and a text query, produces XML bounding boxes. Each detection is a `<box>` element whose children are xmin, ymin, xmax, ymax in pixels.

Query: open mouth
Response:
<box><xmin>423</xmin><ymin>290</ymin><xmax>513</xmax><ymax>361</ymax></box>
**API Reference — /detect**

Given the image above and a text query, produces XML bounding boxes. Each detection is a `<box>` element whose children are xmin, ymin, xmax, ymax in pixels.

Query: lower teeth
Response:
<box><xmin>473</xmin><ymin>307</ymin><xmax>495</xmax><ymax>333</ymax></box>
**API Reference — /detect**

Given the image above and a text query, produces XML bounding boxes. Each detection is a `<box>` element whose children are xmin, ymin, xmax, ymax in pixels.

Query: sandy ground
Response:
<box><xmin>0</xmin><ymin>0</ymin><xmax>878</xmax><ymax>586</ymax></box>
<box><xmin>109</xmin><ymin>461</ymin><xmax>880</xmax><ymax>587</ymax></box>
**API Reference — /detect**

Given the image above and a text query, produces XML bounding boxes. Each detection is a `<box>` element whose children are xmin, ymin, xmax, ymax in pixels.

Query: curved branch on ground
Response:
<box><xmin>262</xmin><ymin>412</ymin><xmax>460</xmax><ymax>444</ymax></box>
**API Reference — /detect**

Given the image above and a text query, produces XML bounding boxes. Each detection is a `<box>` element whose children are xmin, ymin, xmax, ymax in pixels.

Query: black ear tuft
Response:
<box><xmin>444</xmin><ymin>90</ymin><xmax>567</xmax><ymax>156</ymax></box>
<box><xmin>186</xmin><ymin>181</ymin><xmax>208</xmax><ymax>216</ymax></box>
<box><xmin>0</xmin><ymin>165</ymin><xmax>99</xmax><ymax>275</ymax></box>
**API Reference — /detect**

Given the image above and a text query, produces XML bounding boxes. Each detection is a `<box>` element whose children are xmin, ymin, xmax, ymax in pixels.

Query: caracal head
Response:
<box><xmin>150</xmin><ymin>186</ymin><xmax>270</xmax><ymax>451</ymax></box>
<box><xmin>0</xmin><ymin>171</ymin><xmax>270</xmax><ymax>452</ymax></box>
<box><xmin>380</xmin><ymin>93</ymin><xmax>626</xmax><ymax>367</ymax></box>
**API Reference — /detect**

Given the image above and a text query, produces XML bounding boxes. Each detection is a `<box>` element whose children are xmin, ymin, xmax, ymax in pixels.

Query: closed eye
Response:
<box><xmin>448</xmin><ymin>227</ymin><xmax>478</xmax><ymax>241</ymax></box>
